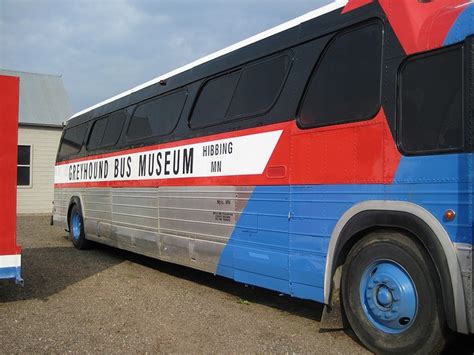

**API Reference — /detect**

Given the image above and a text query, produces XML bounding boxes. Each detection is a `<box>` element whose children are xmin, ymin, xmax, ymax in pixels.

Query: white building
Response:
<box><xmin>0</xmin><ymin>69</ymin><xmax>73</xmax><ymax>214</ymax></box>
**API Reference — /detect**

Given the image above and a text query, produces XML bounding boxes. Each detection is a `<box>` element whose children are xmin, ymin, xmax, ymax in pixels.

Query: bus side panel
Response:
<box><xmin>0</xmin><ymin>75</ymin><xmax>21</xmax><ymax>283</ymax></box>
<box><xmin>214</xmin><ymin>152</ymin><xmax>472</xmax><ymax>304</ymax></box>
<box><xmin>217</xmin><ymin>185</ymin><xmax>291</xmax><ymax>294</ymax></box>
<box><xmin>54</xmin><ymin>186</ymin><xmax>259</xmax><ymax>274</ymax></box>
<box><xmin>157</xmin><ymin>186</ymin><xmax>253</xmax><ymax>272</ymax></box>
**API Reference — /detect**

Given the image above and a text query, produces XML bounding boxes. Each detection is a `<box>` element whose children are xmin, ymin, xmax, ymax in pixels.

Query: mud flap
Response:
<box><xmin>320</xmin><ymin>266</ymin><xmax>346</xmax><ymax>331</ymax></box>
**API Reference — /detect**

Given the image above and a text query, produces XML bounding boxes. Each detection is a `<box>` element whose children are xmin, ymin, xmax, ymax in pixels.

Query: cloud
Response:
<box><xmin>0</xmin><ymin>0</ymin><xmax>331</xmax><ymax>113</ymax></box>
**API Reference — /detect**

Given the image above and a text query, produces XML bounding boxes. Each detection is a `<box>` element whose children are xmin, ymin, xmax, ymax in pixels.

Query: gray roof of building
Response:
<box><xmin>0</xmin><ymin>69</ymin><xmax>73</xmax><ymax>126</ymax></box>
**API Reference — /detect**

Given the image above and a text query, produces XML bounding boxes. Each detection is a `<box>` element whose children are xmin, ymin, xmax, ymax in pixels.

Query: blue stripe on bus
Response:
<box><xmin>216</xmin><ymin>153</ymin><xmax>473</xmax><ymax>302</ymax></box>
<box><xmin>0</xmin><ymin>266</ymin><xmax>22</xmax><ymax>283</ymax></box>
<box><xmin>444</xmin><ymin>3</ymin><xmax>474</xmax><ymax>45</ymax></box>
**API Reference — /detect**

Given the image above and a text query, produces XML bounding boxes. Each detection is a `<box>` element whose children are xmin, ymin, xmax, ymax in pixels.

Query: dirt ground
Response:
<box><xmin>0</xmin><ymin>216</ymin><xmax>472</xmax><ymax>354</ymax></box>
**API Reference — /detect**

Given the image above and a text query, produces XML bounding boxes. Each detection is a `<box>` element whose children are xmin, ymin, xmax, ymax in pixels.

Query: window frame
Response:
<box><xmin>189</xmin><ymin>68</ymin><xmax>242</xmax><ymax>129</ymax></box>
<box><xmin>296</xmin><ymin>19</ymin><xmax>384</xmax><ymax>129</ymax></box>
<box><xmin>125</xmin><ymin>88</ymin><xmax>188</xmax><ymax>143</ymax></box>
<box><xmin>57</xmin><ymin>122</ymin><xmax>88</xmax><ymax>161</ymax></box>
<box><xmin>189</xmin><ymin>51</ymin><xmax>294</xmax><ymax>130</ymax></box>
<box><xmin>17</xmin><ymin>144</ymin><xmax>32</xmax><ymax>188</ymax></box>
<box><xmin>86</xmin><ymin>115</ymin><xmax>109</xmax><ymax>151</ymax></box>
<box><xmin>86</xmin><ymin>110</ymin><xmax>126</xmax><ymax>152</ymax></box>
<box><xmin>397</xmin><ymin>43</ymin><xmax>465</xmax><ymax>156</ymax></box>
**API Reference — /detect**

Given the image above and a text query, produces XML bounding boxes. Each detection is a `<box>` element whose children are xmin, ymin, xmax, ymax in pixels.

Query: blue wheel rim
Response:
<box><xmin>359</xmin><ymin>260</ymin><xmax>418</xmax><ymax>334</ymax></box>
<box><xmin>71</xmin><ymin>213</ymin><xmax>82</xmax><ymax>241</ymax></box>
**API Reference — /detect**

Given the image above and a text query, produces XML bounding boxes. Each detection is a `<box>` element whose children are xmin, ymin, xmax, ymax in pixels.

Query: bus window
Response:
<box><xmin>299</xmin><ymin>22</ymin><xmax>383</xmax><ymax>128</ymax></box>
<box><xmin>190</xmin><ymin>71</ymin><xmax>241</xmax><ymax>128</ymax></box>
<box><xmin>101</xmin><ymin>111</ymin><xmax>125</xmax><ymax>147</ymax></box>
<box><xmin>58</xmin><ymin>123</ymin><xmax>88</xmax><ymax>161</ymax></box>
<box><xmin>87</xmin><ymin>116</ymin><xmax>108</xmax><ymax>151</ymax></box>
<box><xmin>127</xmin><ymin>90</ymin><xmax>187</xmax><ymax>141</ymax></box>
<box><xmin>191</xmin><ymin>54</ymin><xmax>291</xmax><ymax>128</ymax></box>
<box><xmin>227</xmin><ymin>54</ymin><xmax>291</xmax><ymax>118</ymax></box>
<box><xmin>399</xmin><ymin>45</ymin><xmax>464</xmax><ymax>154</ymax></box>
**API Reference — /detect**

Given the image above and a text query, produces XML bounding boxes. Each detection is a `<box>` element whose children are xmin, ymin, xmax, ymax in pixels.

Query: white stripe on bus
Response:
<box><xmin>0</xmin><ymin>254</ymin><xmax>21</xmax><ymax>268</ymax></box>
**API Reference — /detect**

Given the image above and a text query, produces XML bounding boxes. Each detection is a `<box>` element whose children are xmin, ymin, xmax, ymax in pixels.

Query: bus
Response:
<box><xmin>0</xmin><ymin>74</ymin><xmax>22</xmax><ymax>284</ymax></box>
<box><xmin>53</xmin><ymin>0</ymin><xmax>473</xmax><ymax>352</ymax></box>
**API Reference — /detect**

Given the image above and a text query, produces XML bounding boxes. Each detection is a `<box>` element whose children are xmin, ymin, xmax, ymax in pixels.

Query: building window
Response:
<box><xmin>17</xmin><ymin>145</ymin><xmax>31</xmax><ymax>186</ymax></box>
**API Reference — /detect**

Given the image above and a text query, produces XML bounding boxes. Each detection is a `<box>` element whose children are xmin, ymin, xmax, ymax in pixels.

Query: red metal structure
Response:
<box><xmin>0</xmin><ymin>75</ymin><xmax>22</xmax><ymax>284</ymax></box>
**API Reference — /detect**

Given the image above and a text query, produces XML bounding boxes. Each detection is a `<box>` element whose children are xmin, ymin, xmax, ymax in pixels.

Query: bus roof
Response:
<box><xmin>69</xmin><ymin>0</ymin><xmax>348</xmax><ymax>121</ymax></box>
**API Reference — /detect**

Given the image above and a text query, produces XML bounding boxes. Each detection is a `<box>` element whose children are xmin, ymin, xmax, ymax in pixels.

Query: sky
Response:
<box><xmin>1</xmin><ymin>0</ymin><xmax>332</xmax><ymax>114</ymax></box>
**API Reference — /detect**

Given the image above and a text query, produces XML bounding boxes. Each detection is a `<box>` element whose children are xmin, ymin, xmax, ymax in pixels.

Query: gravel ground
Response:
<box><xmin>0</xmin><ymin>216</ymin><xmax>472</xmax><ymax>354</ymax></box>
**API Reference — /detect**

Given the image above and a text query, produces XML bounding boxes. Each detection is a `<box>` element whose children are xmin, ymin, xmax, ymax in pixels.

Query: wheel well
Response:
<box><xmin>335</xmin><ymin>226</ymin><xmax>378</xmax><ymax>267</ymax></box>
<box><xmin>335</xmin><ymin>226</ymin><xmax>424</xmax><ymax>267</ymax></box>
<box><xmin>331</xmin><ymin>210</ymin><xmax>457</xmax><ymax>331</ymax></box>
<box><xmin>67</xmin><ymin>197</ymin><xmax>81</xmax><ymax>227</ymax></box>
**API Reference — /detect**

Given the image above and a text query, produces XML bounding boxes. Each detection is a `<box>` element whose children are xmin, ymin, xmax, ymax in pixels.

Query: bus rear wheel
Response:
<box><xmin>341</xmin><ymin>232</ymin><xmax>447</xmax><ymax>354</ymax></box>
<box><xmin>69</xmin><ymin>204</ymin><xmax>90</xmax><ymax>250</ymax></box>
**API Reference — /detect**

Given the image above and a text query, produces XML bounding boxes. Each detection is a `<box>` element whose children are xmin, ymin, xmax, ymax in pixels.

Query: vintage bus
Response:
<box><xmin>53</xmin><ymin>0</ymin><xmax>473</xmax><ymax>352</ymax></box>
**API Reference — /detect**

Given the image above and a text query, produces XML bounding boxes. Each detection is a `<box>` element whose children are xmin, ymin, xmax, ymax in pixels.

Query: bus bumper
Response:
<box><xmin>0</xmin><ymin>255</ymin><xmax>23</xmax><ymax>285</ymax></box>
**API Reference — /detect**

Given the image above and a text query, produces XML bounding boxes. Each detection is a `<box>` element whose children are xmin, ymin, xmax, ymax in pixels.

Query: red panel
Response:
<box><xmin>288</xmin><ymin>109</ymin><xmax>400</xmax><ymax>185</ymax></box>
<box><xmin>342</xmin><ymin>0</ymin><xmax>374</xmax><ymax>14</ymax></box>
<box><xmin>0</xmin><ymin>75</ymin><xmax>20</xmax><ymax>256</ymax></box>
<box><xmin>379</xmin><ymin>0</ymin><xmax>467</xmax><ymax>55</ymax></box>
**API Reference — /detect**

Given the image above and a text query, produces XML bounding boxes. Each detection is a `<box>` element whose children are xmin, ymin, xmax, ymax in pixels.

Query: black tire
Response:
<box><xmin>68</xmin><ymin>204</ymin><xmax>91</xmax><ymax>250</ymax></box>
<box><xmin>341</xmin><ymin>232</ymin><xmax>447</xmax><ymax>354</ymax></box>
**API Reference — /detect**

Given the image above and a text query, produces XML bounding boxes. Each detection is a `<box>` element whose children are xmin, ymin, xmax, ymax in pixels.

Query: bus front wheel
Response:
<box><xmin>341</xmin><ymin>232</ymin><xmax>447</xmax><ymax>354</ymax></box>
<box><xmin>68</xmin><ymin>204</ymin><xmax>90</xmax><ymax>250</ymax></box>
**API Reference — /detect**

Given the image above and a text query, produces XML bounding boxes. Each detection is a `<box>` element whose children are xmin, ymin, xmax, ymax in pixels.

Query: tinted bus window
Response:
<box><xmin>299</xmin><ymin>22</ymin><xmax>383</xmax><ymax>127</ymax></box>
<box><xmin>399</xmin><ymin>45</ymin><xmax>464</xmax><ymax>154</ymax></box>
<box><xmin>101</xmin><ymin>111</ymin><xmax>125</xmax><ymax>147</ymax></box>
<box><xmin>87</xmin><ymin>111</ymin><xmax>126</xmax><ymax>151</ymax></box>
<box><xmin>127</xmin><ymin>90</ymin><xmax>187</xmax><ymax>141</ymax></box>
<box><xmin>191</xmin><ymin>71</ymin><xmax>241</xmax><ymax>128</ymax></box>
<box><xmin>227</xmin><ymin>55</ymin><xmax>290</xmax><ymax>118</ymax></box>
<box><xmin>87</xmin><ymin>116</ymin><xmax>108</xmax><ymax>150</ymax></box>
<box><xmin>58</xmin><ymin>124</ymin><xmax>88</xmax><ymax>160</ymax></box>
<box><xmin>191</xmin><ymin>54</ymin><xmax>291</xmax><ymax>128</ymax></box>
